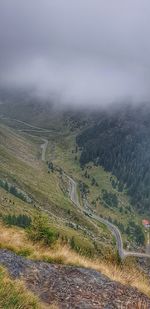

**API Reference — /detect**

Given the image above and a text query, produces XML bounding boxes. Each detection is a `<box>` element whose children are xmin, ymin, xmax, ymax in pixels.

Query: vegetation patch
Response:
<box><xmin>3</xmin><ymin>214</ymin><xmax>32</xmax><ymax>229</ymax></box>
<box><xmin>102</xmin><ymin>189</ymin><xmax>118</xmax><ymax>208</ymax></box>
<box><xmin>0</xmin><ymin>223</ymin><xmax>149</xmax><ymax>298</ymax></box>
<box><xmin>0</xmin><ymin>178</ymin><xmax>32</xmax><ymax>203</ymax></box>
<box><xmin>0</xmin><ymin>267</ymin><xmax>41</xmax><ymax>308</ymax></box>
<box><xmin>27</xmin><ymin>214</ymin><xmax>58</xmax><ymax>246</ymax></box>
<box><xmin>126</xmin><ymin>221</ymin><xmax>145</xmax><ymax>245</ymax></box>
<box><xmin>78</xmin><ymin>180</ymin><xmax>90</xmax><ymax>198</ymax></box>
<box><xmin>76</xmin><ymin>110</ymin><xmax>150</xmax><ymax>213</ymax></box>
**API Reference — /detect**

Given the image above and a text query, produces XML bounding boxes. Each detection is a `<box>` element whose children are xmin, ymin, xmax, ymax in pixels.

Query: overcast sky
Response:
<box><xmin>0</xmin><ymin>0</ymin><xmax>150</xmax><ymax>106</ymax></box>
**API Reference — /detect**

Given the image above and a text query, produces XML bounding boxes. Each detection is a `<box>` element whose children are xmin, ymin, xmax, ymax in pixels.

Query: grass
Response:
<box><xmin>0</xmin><ymin>121</ymin><xmax>149</xmax><ymax>301</ymax></box>
<box><xmin>0</xmin><ymin>184</ymin><xmax>114</xmax><ymax>258</ymax></box>
<box><xmin>0</xmin><ymin>267</ymin><xmax>41</xmax><ymax>309</ymax></box>
<box><xmin>0</xmin><ymin>123</ymin><xmax>115</xmax><ymax>258</ymax></box>
<box><xmin>0</xmin><ymin>111</ymin><xmax>146</xmax><ymax>233</ymax></box>
<box><xmin>0</xmin><ymin>223</ymin><xmax>149</xmax><ymax>298</ymax></box>
<box><xmin>47</xmin><ymin>130</ymin><xmax>145</xmax><ymax>238</ymax></box>
<box><xmin>1</xmin><ymin>119</ymin><xmax>140</xmax><ymax>249</ymax></box>
<box><xmin>0</xmin><ymin>124</ymin><xmax>71</xmax><ymax>212</ymax></box>
<box><xmin>0</xmin><ymin>216</ymin><xmax>115</xmax><ymax>259</ymax></box>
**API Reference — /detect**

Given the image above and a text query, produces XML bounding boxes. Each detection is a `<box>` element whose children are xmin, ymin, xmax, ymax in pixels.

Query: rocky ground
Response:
<box><xmin>138</xmin><ymin>258</ymin><xmax>150</xmax><ymax>282</ymax></box>
<box><xmin>0</xmin><ymin>249</ymin><xmax>150</xmax><ymax>308</ymax></box>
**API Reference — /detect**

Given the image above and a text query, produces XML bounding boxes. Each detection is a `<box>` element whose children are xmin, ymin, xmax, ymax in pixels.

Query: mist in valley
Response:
<box><xmin>0</xmin><ymin>0</ymin><xmax>150</xmax><ymax>109</ymax></box>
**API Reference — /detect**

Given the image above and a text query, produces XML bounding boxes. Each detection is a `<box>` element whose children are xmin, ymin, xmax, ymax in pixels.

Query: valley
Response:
<box><xmin>0</xmin><ymin>111</ymin><xmax>149</xmax><ymax>256</ymax></box>
<box><xmin>1</xmin><ymin>107</ymin><xmax>150</xmax><ymax>307</ymax></box>
<box><xmin>1</xmin><ymin>1</ymin><xmax>150</xmax><ymax>307</ymax></box>
<box><xmin>0</xmin><ymin>117</ymin><xmax>115</xmax><ymax>259</ymax></box>
<box><xmin>40</xmin><ymin>132</ymin><xmax>150</xmax><ymax>260</ymax></box>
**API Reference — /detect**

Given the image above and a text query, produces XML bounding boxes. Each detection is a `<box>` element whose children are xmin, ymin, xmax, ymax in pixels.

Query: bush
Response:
<box><xmin>27</xmin><ymin>214</ymin><xmax>57</xmax><ymax>246</ymax></box>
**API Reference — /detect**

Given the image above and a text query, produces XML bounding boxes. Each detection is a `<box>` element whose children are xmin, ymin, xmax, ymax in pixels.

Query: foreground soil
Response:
<box><xmin>0</xmin><ymin>249</ymin><xmax>150</xmax><ymax>309</ymax></box>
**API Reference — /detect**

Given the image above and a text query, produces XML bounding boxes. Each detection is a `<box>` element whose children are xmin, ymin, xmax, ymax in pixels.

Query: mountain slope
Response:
<box><xmin>0</xmin><ymin>104</ymin><xmax>146</xmax><ymax>249</ymax></box>
<box><xmin>0</xmin><ymin>122</ymin><xmax>114</xmax><ymax>258</ymax></box>
<box><xmin>1</xmin><ymin>104</ymin><xmax>150</xmax><ymax>307</ymax></box>
<box><xmin>77</xmin><ymin>104</ymin><xmax>150</xmax><ymax>214</ymax></box>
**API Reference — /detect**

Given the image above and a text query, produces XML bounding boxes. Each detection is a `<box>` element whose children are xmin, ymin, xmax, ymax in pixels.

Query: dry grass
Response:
<box><xmin>0</xmin><ymin>223</ymin><xmax>149</xmax><ymax>299</ymax></box>
<box><xmin>0</xmin><ymin>266</ymin><xmax>41</xmax><ymax>309</ymax></box>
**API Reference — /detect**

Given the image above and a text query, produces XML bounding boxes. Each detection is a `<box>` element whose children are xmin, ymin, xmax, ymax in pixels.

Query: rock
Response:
<box><xmin>0</xmin><ymin>249</ymin><xmax>150</xmax><ymax>308</ymax></box>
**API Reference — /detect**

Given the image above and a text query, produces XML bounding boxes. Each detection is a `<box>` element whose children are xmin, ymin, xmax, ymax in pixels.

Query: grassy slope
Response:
<box><xmin>46</xmin><ymin>129</ymin><xmax>144</xmax><ymax>244</ymax></box>
<box><xmin>0</xmin><ymin>116</ymin><xmax>150</xmax><ymax>302</ymax></box>
<box><xmin>0</xmin><ymin>223</ymin><xmax>149</xmax><ymax>298</ymax></box>
<box><xmin>0</xmin><ymin>115</ymin><xmax>145</xmax><ymax>245</ymax></box>
<box><xmin>0</xmin><ymin>123</ymin><xmax>114</xmax><ymax>257</ymax></box>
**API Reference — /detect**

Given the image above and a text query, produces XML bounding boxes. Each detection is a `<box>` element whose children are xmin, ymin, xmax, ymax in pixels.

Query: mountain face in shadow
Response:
<box><xmin>77</xmin><ymin>104</ymin><xmax>150</xmax><ymax>213</ymax></box>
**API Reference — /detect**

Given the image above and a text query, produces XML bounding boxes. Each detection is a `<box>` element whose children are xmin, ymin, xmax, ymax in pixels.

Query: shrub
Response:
<box><xmin>27</xmin><ymin>213</ymin><xmax>57</xmax><ymax>245</ymax></box>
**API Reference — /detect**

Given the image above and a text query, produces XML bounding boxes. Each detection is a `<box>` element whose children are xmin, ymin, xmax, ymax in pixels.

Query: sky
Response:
<box><xmin>0</xmin><ymin>0</ymin><xmax>150</xmax><ymax>106</ymax></box>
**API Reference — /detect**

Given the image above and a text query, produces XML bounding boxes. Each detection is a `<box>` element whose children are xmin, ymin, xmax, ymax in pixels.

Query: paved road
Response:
<box><xmin>67</xmin><ymin>176</ymin><xmax>124</xmax><ymax>259</ymax></box>
<box><xmin>67</xmin><ymin>175</ymin><xmax>80</xmax><ymax>207</ymax></box>
<box><xmin>0</xmin><ymin>115</ymin><xmax>64</xmax><ymax>135</ymax></box>
<box><xmin>40</xmin><ymin>138</ymin><xmax>48</xmax><ymax>161</ymax></box>
<box><xmin>0</xmin><ymin>115</ymin><xmax>49</xmax><ymax>162</ymax></box>
<box><xmin>0</xmin><ymin>115</ymin><xmax>52</xmax><ymax>132</ymax></box>
<box><xmin>68</xmin><ymin>176</ymin><xmax>150</xmax><ymax>260</ymax></box>
<box><xmin>38</xmin><ymin>137</ymin><xmax>150</xmax><ymax>261</ymax></box>
<box><xmin>37</xmin><ymin>137</ymin><xmax>150</xmax><ymax>260</ymax></box>
<box><xmin>90</xmin><ymin>213</ymin><xmax>124</xmax><ymax>259</ymax></box>
<box><xmin>2</xmin><ymin>114</ymin><xmax>150</xmax><ymax>260</ymax></box>
<box><xmin>124</xmin><ymin>251</ymin><xmax>150</xmax><ymax>258</ymax></box>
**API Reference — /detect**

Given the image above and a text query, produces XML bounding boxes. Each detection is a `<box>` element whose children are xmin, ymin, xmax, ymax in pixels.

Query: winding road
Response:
<box><xmin>68</xmin><ymin>174</ymin><xmax>150</xmax><ymax>260</ymax></box>
<box><xmin>1</xmin><ymin>115</ymin><xmax>150</xmax><ymax>260</ymax></box>
<box><xmin>66</xmin><ymin>175</ymin><xmax>80</xmax><ymax>207</ymax></box>
<box><xmin>0</xmin><ymin>115</ymin><xmax>53</xmax><ymax>132</ymax></box>
<box><xmin>41</xmin><ymin>139</ymin><xmax>48</xmax><ymax>161</ymax></box>
<box><xmin>12</xmin><ymin>126</ymin><xmax>150</xmax><ymax>260</ymax></box>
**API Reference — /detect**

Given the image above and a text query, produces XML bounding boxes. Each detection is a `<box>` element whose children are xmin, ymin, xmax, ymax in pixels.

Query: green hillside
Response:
<box><xmin>0</xmin><ymin>103</ymin><xmax>146</xmax><ymax>249</ymax></box>
<box><xmin>0</xmin><ymin>105</ymin><xmax>150</xmax><ymax>306</ymax></box>
<box><xmin>77</xmin><ymin>104</ymin><xmax>150</xmax><ymax>214</ymax></box>
<box><xmin>0</xmin><ymin>122</ymin><xmax>115</xmax><ymax>258</ymax></box>
<box><xmin>45</xmin><ymin>127</ymin><xmax>145</xmax><ymax>247</ymax></box>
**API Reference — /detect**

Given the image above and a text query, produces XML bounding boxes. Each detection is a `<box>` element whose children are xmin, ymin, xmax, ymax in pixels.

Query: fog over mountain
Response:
<box><xmin>0</xmin><ymin>0</ymin><xmax>150</xmax><ymax>106</ymax></box>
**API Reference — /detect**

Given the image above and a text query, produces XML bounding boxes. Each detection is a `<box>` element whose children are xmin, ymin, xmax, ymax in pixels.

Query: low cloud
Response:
<box><xmin>1</xmin><ymin>0</ymin><xmax>150</xmax><ymax>106</ymax></box>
